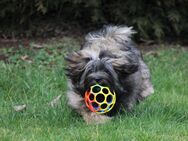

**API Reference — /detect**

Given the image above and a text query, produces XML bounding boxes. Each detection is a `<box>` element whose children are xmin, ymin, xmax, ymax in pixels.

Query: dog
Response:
<box><xmin>65</xmin><ymin>25</ymin><xmax>154</xmax><ymax>124</ymax></box>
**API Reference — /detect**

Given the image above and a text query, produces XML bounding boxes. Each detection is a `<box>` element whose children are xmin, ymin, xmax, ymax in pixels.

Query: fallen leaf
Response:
<box><xmin>140</xmin><ymin>38</ymin><xmax>155</xmax><ymax>45</ymax></box>
<box><xmin>32</xmin><ymin>44</ymin><xmax>43</xmax><ymax>49</ymax></box>
<box><xmin>20</xmin><ymin>55</ymin><xmax>29</xmax><ymax>61</ymax></box>
<box><xmin>49</xmin><ymin>95</ymin><xmax>62</xmax><ymax>107</ymax></box>
<box><xmin>13</xmin><ymin>104</ymin><xmax>26</xmax><ymax>112</ymax></box>
<box><xmin>145</xmin><ymin>51</ymin><xmax>160</xmax><ymax>57</ymax></box>
<box><xmin>20</xmin><ymin>55</ymin><xmax>33</xmax><ymax>63</ymax></box>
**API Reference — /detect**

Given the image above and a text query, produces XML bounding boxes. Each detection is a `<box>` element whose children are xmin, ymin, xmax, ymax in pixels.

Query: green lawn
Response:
<box><xmin>0</xmin><ymin>39</ymin><xmax>188</xmax><ymax>141</ymax></box>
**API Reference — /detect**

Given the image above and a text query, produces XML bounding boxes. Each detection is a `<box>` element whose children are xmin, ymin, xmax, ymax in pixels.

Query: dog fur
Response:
<box><xmin>65</xmin><ymin>25</ymin><xmax>154</xmax><ymax>124</ymax></box>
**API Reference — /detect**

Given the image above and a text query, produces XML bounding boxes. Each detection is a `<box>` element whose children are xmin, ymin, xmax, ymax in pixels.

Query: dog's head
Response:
<box><xmin>65</xmin><ymin>26</ymin><xmax>139</xmax><ymax>96</ymax></box>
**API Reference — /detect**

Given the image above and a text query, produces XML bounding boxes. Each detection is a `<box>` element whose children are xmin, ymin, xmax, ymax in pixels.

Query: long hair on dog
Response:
<box><xmin>65</xmin><ymin>25</ymin><xmax>154</xmax><ymax>123</ymax></box>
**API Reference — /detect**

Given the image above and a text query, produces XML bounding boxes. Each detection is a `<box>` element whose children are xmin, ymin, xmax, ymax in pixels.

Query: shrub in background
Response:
<box><xmin>0</xmin><ymin>0</ymin><xmax>187</xmax><ymax>41</ymax></box>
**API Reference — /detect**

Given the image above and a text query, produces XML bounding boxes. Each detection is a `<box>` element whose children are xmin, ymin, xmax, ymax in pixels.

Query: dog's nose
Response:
<box><xmin>90</xmin><ymin>78</ymin><xmax>101</xmax><ymax>85</ymax></box>
<box><xmin>95</xmin><ymin>78</ymin><xmax>102</xmax><ymax>83</ymax></box>
<box><xmin>87</xmin><ymin>77</ymin><xmax>103</xmax><ymax>86</ymax></box>
<box><xmin>88</xmin><ymin>74</ymin><xmax>101</xmax><ymax>83</ymax></box>
<box><xmin>94</xmin><ymin>78</ymin><xmax>108</xmax><ymax>87</ymax></box>
<box><xmin>86</xmin><ymin>73</ymin><xmax>109</xmax><ymax>87</ymax></box>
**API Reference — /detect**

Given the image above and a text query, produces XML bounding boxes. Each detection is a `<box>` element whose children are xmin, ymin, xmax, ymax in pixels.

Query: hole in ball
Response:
<box><xmin>102</xmin><ymin>88</ymin><xmax>109</xmax><ymax>94</ymax></box>
<box><xmin>101</xmin><ymin>104</ymin><xmax>107</xmax><ymax>109</ymax></box>
<box><xmin>109</xmin><ymin>104</ymin><xmax>113</xmax><ymax>109</ymax></box>
<box><xmin>92</xmin><ymin>102</ymin><xmax>99</xmax><ymax>110</ymax></box>
<box><xmin>86</xmin><ymin>100</ymin><xmax>90</xmax><ymax>106</ymax></box>
<box><xmin>96</xmin><ymin>94</ymin><xmax>105</xmax><ymax>103</ymax></box>
<box><xmin>89</xmin><ymin>93</ymin><xmax>94</xmax><ymax>101</ymax></box>
<box><xmin>107</xmin><ymin>95</ymin><xmax>112</xmax><ymax>103</ymax></box>
<box><xmin>92</xmin><ymin>86</ymin><xmax>101</xmax><ymax>93</ymax></box>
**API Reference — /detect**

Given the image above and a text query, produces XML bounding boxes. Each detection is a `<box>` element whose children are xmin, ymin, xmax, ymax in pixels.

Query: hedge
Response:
<box><xmin>0</xmin><ymin>0</ymin><xmax>187</xmax><ymax>40</ymax></box>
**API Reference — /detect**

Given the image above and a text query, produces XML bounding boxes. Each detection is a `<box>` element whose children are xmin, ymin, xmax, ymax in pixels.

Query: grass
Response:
<box><xmin>0</xmin><ymin>39</ymin><xmax>188</xmax><ymax>141</ymax></box>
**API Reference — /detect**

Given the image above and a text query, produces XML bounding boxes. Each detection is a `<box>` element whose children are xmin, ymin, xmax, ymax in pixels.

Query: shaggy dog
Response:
<box><xmin>65</xmin><ymin>25</ymin><xmax>154</xmax><ymax>124</ymax></box>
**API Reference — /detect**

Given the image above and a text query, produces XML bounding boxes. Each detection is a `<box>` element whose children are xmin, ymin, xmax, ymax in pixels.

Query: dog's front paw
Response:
<box><xmin>82</xmin><ymin>112</ymin><xmax>112</xmax><ymax>124</ymax></box>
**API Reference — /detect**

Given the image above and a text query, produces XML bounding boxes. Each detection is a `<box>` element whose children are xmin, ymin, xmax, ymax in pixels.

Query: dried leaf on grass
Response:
<box><xmin>49</xmin><ymin>95</ymin><xmax>62</xmax><ymax>107</ymax></box>
<box><xmin>145</xmin><ymin>51</ymin><xmax>160</xmax><ymax>57</ymax></box>
<box><xmin>20</xmin><ymin>55</ymin><xmax>33</xmax><ymax>63</ymax></box>
<box><xmin>13</xmin><ymin>104</ymin><xmax>26</xmax><ymax>112</ymax></box>
<box><xmin>32</xmin><ymin>44</ymin><xmax>43</xmax><ymax>49</ymax></box>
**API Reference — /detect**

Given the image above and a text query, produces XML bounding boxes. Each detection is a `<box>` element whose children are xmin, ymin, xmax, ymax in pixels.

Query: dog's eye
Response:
<box><xmin>86</xmin><ymin>57</ymin><xmax>92</xmax><ymax>61</ymax></box>
<box><xmin>99</xmin><ymin>50</ymin><xmax>117</xmax><ymax>59</ymax></box>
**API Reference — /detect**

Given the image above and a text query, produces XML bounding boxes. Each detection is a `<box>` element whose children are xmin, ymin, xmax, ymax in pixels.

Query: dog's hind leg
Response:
<box><xmin>139</xmin><ymin>60</ymin><xmax>154</xmax><ymax>99</ymax></box>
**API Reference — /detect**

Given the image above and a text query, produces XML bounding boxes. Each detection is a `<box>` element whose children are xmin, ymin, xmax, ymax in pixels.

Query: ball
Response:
<box><xmin>84</xmin><ymin>84</ymin><xmax>116</xmax><ymax>114</ymax></box>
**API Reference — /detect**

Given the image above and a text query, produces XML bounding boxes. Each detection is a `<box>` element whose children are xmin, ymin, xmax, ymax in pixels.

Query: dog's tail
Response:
<box><xmin>85</xmin><ymin>25</ymin><xmax>136</xmax><ymax>42</ymax></box>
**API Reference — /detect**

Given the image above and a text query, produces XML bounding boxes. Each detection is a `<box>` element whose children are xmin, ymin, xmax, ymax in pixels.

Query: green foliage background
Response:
<box><xmin>0</xmin><ymin>0</ymin><xmax>188</xmax><ymax>40</ymax></box>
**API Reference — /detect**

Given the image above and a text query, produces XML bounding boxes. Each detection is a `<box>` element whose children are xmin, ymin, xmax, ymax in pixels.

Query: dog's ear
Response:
<box><xmin>110</xmin><ymin>54</ymin><xmax>139</xmax><ymax>74</ymax></box>
<box><xmin>64</xmin><ymin>51</ymin><xmax>91</xmax><ymax>84</ymax></box>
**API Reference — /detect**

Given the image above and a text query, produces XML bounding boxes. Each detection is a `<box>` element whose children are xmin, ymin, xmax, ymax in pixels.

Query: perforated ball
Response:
<box><xmin>84</xmin><ymin>84</ymin><xmax>116</xmax><ymax>114</ymax></box>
